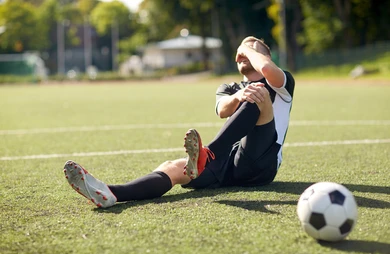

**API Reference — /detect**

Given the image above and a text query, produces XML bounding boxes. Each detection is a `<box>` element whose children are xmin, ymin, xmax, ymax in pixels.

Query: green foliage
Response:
<box><xmin>77</xmin><ymin>0</ymin><xmax>98</xmax><ymax>16</ymax></box>
<box><xmin>138</xmin><ymin>0</ymin><xmax>185</xmax><ymax>40</ymax></box>
<box><xmin>298</xmin><ymin>0</ymin><xmax>343</xmax><ymax>53</ymax></box>
<box><xmin>0</xmin><ymin>1</ymin><xmax>49</xmax><ymax>52</ymax></box>
<box><xmin>59</xmin><ymin>4</ymin><xmax>83</xmax><ymax>24</ymax></box>
<box><xmin>298</xmin><ymin>0</ymin><xmax>390</xmax><ymax>53</ymax></box>
<box><xmin>0</xmin><ymin>75</ymin><xmax>38</xmax><ymax>84</ymax></box>
<box><xmin>90</xmin><ymin>1</ymin><xmax>131</xmax><ymax>36</ymax></box>
<box><xmin>266</xmin><ymin>1</ymin><xmax>281</xmax><ymax>44</ymax></box>
<box><xmin>118</xmin><ymin>33</ymin><xmax>147</xmax><ymax>60</ymax></box>
<box><xmin>37</xmin><ymin>0</ymin><xmax>60</xmax><ymax>50</ymax></box>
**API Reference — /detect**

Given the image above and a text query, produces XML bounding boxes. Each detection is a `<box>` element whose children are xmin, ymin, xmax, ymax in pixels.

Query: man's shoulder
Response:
<box><xmin>218</xmin><ymin>81</ymin><xmax>241</xmax><ymax>91</ymax></box>
<box><xmin>224</xmin><ymin>81</ymin><xmax>241</xmax><ymax>87</ymax></box>
<box><xmin>282</xmin><ymin>70</ymin><xmax>295</xmax><ymax>83</ymax></box>
<box><xmin>281</xmin><ymin>70</ymin><xmax>295</xmax><ymax>96</ymax></box>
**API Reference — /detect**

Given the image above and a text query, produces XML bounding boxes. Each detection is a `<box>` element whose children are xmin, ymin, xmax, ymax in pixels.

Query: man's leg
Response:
<box><xmin>207</xmin><ymin>101</ymin><xmax>260</xmax><ymax>158</ymax></box>
<box><xmin>183</xmin><ymin>102</ymin><xmax>260</xmax><ymax>179</ymax></box>
<box><xmin>184</xmin><ymin>86</ymin><xmax>273</xmax><ymax>179</ymax></box>
<box><xmin>232</xmin><ymin>87</ymin><xmax>277</xmax><ymax>182</ymax></box>
<box><xmin>63</xmin><ymin>158</ymin><xmax>191</xmax><ymax>208</ymax></box>
<box><xmin>108</xmin><ymin>158</ymin><xmax>190</xmax><ymax>201</ymax></box>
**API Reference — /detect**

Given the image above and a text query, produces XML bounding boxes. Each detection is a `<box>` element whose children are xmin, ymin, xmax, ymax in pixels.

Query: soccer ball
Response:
<box><xmin>297</xmin><ymin>182</ymin><xmax>358</xmax><ymax>242</ymax></box>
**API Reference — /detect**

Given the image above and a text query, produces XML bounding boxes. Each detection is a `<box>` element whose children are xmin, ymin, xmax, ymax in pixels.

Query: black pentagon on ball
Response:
<box><xmin>328</xmin><ymin>190</ymin><xmax>345</xmax><ymax>205</ymax></box>
<box><xmin>339</xmin><ymin>219</ymin><xmax>354</xmax><ymax>234</ymax></box>
<box><xmin>309</xmin><ymin>212</ymin><xmax>326</xmax><ymax>230</ymax></box>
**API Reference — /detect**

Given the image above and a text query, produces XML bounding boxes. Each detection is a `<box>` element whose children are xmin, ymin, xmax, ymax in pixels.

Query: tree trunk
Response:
<box><xmin>333</xmin><ymin>0</ymin><xmax>352</xmax><ymax>48</ymax></box>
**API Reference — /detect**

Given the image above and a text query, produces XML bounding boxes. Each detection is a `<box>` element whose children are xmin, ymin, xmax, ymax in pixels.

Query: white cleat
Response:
<box><xmin>63</xmin><ymin>160</ymin><xmax>117</xmax><ymax>208</ymax></box>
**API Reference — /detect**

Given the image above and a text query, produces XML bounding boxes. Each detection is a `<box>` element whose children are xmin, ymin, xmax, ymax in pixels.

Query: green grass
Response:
<box><xmin>0</xmin><ymin>78</ymin><xmax>389</xmax><ymax>254</ymax></box>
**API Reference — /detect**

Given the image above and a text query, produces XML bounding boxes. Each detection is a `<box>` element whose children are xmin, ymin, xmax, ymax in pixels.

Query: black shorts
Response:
<box><xmin>182</xmin><ymin>120</ymin><xmax>280</xmax><ymax>189</ymax></box>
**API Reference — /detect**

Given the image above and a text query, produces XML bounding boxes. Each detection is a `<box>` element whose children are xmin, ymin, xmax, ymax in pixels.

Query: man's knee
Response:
<box><xmin>255</xmin><ymin>96</ymin><xmax>273</xmax><ymax>125</ymax></box>
<box><xmin>154</xmin><ymin>159</ymin><xmax>190</xmax><ymax>185</ymax></box>
<box><xmin>241</xmin><ymin>101</ymin><xmax>260</xmax><ymax>112</ymax></box>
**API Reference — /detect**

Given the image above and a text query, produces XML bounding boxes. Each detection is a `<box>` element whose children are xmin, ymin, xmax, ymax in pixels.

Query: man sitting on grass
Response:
<box><xmin>62</xmin><ymin>36</ymin><xmax>295</xmax><ymax>208</ymax></box>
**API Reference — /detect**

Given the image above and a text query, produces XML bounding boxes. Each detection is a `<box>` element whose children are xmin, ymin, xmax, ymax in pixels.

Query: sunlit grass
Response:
<box><xmin>0</xmin><ymin>78</ymin><xmax>389</xmax><ymax>254</ymax></box>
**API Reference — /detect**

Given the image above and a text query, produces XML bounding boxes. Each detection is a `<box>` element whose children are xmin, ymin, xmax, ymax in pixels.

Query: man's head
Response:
<box><xmin>236</xmin><ymin>36</ymin><xmax>271</xmax><ymax>77</ymax></box>
<box><xmin>241</xmin><ymin>36</ymin><xmax>271</xmax><ymax>56</ymax></box>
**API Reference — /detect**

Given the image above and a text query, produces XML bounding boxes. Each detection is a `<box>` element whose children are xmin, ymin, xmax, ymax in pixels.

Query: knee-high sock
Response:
<box><xmin>208</xmin><ymin>102</ymin><xmax>260</xmax><ymax>158</ymax></box>
<box><xmin>108</xmin><ymin>171</ymin><xmax>172</xmax><ymax>202</ymax></box>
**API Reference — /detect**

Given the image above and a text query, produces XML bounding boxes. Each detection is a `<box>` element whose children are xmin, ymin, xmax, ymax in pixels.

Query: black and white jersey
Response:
<box><xmin>215</xmin><ymin>70</ymin><xmax>295</xmax><ymax>169</ymax></box>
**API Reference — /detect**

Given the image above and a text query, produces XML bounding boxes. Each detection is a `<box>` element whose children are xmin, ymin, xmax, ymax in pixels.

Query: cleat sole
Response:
<box><xmin>183</xmin><ymin>129</ymin><xmax>200</xmax><ymax>179</ymax></box>
<box><xmin>63</xmin><ymin>160</ymin><xmax>116</xmax><ymax>208</ymax></box>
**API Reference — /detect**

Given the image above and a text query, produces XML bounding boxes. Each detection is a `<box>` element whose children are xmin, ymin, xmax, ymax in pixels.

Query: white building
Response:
<box><xmin>142</xmin><ymin>35</ymin><xmax>223</xmax><ymax>70</ymax></box>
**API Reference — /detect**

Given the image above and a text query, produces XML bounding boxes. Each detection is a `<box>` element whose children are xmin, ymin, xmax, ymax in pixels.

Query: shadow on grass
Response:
<box><xmin>261</xmin><ymin>181</ymin><xmax>390</xmax><ymax>209</ymax></box>
<box><xmin>96</xmin><ymin>181</ymin><xmax>389</xmax><ymax>214</ymax></box>
<box><xmin>319</xmin><ymin>239</ymin><xmax>390</xmax><ymax>254</ymax></box>
<box><xmin>216</xmin><ymin>200</ymin><xmax>296</xmax><ymax>214</ymax></box>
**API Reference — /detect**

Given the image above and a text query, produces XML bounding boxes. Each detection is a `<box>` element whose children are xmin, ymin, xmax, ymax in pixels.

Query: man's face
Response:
<box><xmin>236</xmin><ymin>41</ymin><xmax>256</xmax><ymax>76</ymax></box>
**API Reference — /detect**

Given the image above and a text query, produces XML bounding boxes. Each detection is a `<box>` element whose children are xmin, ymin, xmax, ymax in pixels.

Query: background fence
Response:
<box><xmin>0</xmin><ymin>41</ymin><xmax>389</xmax><ymax>80</ymax></box>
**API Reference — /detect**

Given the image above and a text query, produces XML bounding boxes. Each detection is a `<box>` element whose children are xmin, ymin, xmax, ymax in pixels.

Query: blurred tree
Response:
<box><xmin>347</xmin><ymin>0</ymin><xmax>390</xmax><ymax>45</ymax></box>
<box><xmin>178</xmin><ymin>0</ymin><xmax>214</xmax><ymax>70</ymax></box>
<box><xmin>90</xmin><ymin>1</ymin><xmax>131</xmax><ymax>36</ymax></box>
<box><xmin>59</xmin><ymin>4</ymin><xmax>84</xmax><ymax>46</ymax></box>
<box><xmin>119</xmin><ymin>0</ymin><xmax>191</xmax><ymax>65</ymax></box>
<box><xmin>298</xmin><ymin>0</ymin><xmax>343</xmax><ymax>53</ymax></box>
<box><xmin>132</xmin><ymin>0</ymin><xmax>215</xmax><ymax>69</ymax></box>
<box><xmin>39</xmin><ymin>0</ymin><xmax>60</xmax><ymax>51</ymax></box>
<box><xmin>0</xmin><ymin>1</ymin><xmax>49</xmax><ymax>52</ymax></box>
<box><xmin>89</xmin><ymin>1</ymin><xmax>133</xmax><ymax>69</ymax></box>
<box><xmin>77</xmin><ymin>0</ymin><xmax>99</xmax><ymax>17</ymax></box>
<box><xmin>134</xmin><ymin>0</ymin><xmax>276</xmax><ymax>71</ymax></box>
<box><xmin>298</xmin><ymin>0</ymin><xmax>390</xmax><ymax>53</ymax></box>
<box><xmin>217</xmin><ymin>0</ymin><xmax>275</xmax><ymax>70</ymax></box>
<box><xmin>137</xmin><ymin>0</ymin><xmax>186</xmax><ymax>40</ymax></box>
<box><xmin>20</xmin><ymin>0</ymin><xmax>45</xmax><ymax>6</ymax></box>
<box><xmin>267</xmin><ymin>0</ymin><xmax>302</xmax><ymax>71</ymax></box>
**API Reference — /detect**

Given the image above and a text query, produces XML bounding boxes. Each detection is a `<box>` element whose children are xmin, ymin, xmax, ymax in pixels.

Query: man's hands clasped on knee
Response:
<box><xmin>235</xmin><ymin>83</ymin><xmax>270</xmax><ymax>104</ymax></box>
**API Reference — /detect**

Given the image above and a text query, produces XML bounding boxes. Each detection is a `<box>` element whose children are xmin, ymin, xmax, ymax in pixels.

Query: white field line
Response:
<box><xmin>0</xmin><ymin>120</ymin><xmax>390</xmax><ymax>136</ymax></box>
<box><xmin>1</xmin><ymin>139</ymin><xmax>389</xmax><ymax>161</ymax></box>
<box><xmin>0</xmin><ymin>122</ymin><xmax>222</xmax><ymax>135</ymax></box>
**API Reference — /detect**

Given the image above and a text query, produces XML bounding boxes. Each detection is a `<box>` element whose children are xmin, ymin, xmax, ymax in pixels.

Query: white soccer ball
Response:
<box><xmin>297</xmin><ymin>182</ymin><xmax>358</xmax><ymax>242</ymax></box>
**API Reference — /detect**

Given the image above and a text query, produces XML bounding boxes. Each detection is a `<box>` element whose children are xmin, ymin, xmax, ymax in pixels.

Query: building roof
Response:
<box><xmin>153</xmin><ymin>35</ymin><xmax>222</xmax><ymax>50</ymax></box>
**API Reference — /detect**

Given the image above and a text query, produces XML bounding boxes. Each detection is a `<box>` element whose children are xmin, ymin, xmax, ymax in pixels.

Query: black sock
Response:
<box><xmin>208</xmin><ymin>101</ymin><xmax>260</xmax><ymax>157</ymax></box>
<box><xmin>108</xmin><ymin>171</ymin><xmax>172</xmax><ymax>202</ymax></box>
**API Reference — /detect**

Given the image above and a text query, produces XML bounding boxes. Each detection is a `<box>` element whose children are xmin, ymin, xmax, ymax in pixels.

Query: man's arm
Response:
<box><xmin>237</xmin><ymin>42</ymin><xmax>285</xmax><ymax>88</ymax></box>
<box><xmin>217</xmin><ymin>84</ymin><xmax>267</xmax><ymax>118</ymax></box>
<box><xmin>216</xmin><ymin>91</ymin><xmax>243</xmax><ymax>118</ymax></box>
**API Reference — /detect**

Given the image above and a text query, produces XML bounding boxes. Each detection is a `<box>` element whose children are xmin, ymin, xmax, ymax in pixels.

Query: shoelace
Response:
<box><xmin>204</xmin><ymin>147</ymin><xmax>216</xmax><ymax>162</ymax></box>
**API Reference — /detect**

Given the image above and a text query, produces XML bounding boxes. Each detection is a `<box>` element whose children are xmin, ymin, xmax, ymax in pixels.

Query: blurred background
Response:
<box><xmin>0</xmin><ymin>0</ymin><xmax>389</xmax><ymax>83</ymax></box>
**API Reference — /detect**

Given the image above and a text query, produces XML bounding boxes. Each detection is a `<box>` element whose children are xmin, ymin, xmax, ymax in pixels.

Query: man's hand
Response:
<box><xmin>235</xmin><ymin>42</ymin><xmax>262</xmax><ymax>62</ymax></box>
<box><xmin>235</xmin><ymin>83</ymin><xmax>268</xmax><ymax>104</ymax></box>
<box><xmin>253</xmin><ymin>41</ymin><xmax>262</xmax><ymax>52</ymax></box>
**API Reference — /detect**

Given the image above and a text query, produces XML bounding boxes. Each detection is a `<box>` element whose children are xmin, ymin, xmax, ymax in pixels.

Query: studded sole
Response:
<box><xmin>63</xmin><ymin>160</ymin><xmax>114</xmax><ymax>208</ymax></box>
<box><xmin>183</xmin><ymin>129</ymin><xmax>200</xmax><ymax>179</ymax></box>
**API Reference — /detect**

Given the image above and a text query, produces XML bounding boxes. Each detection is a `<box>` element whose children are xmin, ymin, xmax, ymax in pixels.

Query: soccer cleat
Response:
<box><xmin>63</xmin><ymin>160</ymin><xmax>117</xmax><ymax>208</ymax></box>
<box><xmin>183</xmin><ymin>129</ymin><xmax>215</xmax><ymax>179</ymax></box>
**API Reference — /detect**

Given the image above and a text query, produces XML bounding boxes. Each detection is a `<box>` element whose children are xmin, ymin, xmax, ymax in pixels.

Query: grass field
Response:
<box><xmin>0</xmin><ymin>77</ymin><xmax>389</xmax><ymax>254</ymax></box>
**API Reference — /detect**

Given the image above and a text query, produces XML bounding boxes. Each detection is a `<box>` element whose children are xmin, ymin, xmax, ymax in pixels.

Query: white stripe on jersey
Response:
<box><xmin>267</xmin><ymin>71</ymin><xmax>293</xmax><ymax>169</ymax></box>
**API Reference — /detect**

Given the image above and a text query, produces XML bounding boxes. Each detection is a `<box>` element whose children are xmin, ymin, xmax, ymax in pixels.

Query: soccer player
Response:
<box><xmin>63</xmin><ymin>36</ymin><xmax>295</xmax><ymax>208</ymax></box>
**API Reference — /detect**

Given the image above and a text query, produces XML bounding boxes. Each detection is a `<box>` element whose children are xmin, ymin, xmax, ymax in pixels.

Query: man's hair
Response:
<box><xmin>241</xmin><ymin>36</ymin><xmax>271</xmax><ymax>56</ymax></box>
